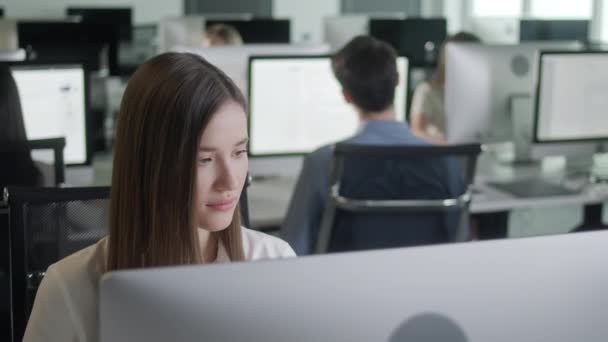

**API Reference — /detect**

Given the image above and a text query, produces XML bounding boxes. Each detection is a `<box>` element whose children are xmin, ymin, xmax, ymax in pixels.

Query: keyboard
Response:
<box><xmin>488</xmin><ymin>179</ymin><xmax>579</xmax><ymax>198</ymax></box>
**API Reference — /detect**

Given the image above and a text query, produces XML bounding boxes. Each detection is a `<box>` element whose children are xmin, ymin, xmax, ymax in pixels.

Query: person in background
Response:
<box><xmin>23</xmin><ymin>52</ymin><xmax>294</xmax><ymax>342</ymax></box>
<box><xmin>409</xmin><ymin>32</ymin><xmax>481</xmax><ymax>144</ymax></box>
<box><xmin>204</xmin><ymin>23</ymin><xmax>243</xmax><ymax>46</ymax></box>
<box><xmin>0</xmin><ymin>66</ymin><xmax>42</xmax><ymax>190</ymax></box>
<box><xmin>281</xmin><ymin>36</ymin><xmax>464</xmax><ymax>255</ymax></box>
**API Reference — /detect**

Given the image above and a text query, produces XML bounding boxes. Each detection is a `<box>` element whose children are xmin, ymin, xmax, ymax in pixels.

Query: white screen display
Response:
<box><xmin>536</xmin><ymin>54</ymin><xmax>608</xmax><ymax>142</ymax></box>
<box><xmin>11</xmin><ymin>65</ymin><xmax>87</xmax><ymax>164</ymax></box>
<box><xmin>249</xmin><ymin>57</ymin><xmax>408</xmax><ymax>155</ymax></box>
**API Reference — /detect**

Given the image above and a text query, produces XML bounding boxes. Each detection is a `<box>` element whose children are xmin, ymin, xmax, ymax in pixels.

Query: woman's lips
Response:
<box><xmin>206</xmin><ymin>199</ymin><xmax>236</xmax><ymax>211</ymax></box>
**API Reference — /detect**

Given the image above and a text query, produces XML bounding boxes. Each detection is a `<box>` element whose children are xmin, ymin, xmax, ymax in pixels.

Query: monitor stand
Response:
<box><xmin>509</xmin><ymin>94</ymin><xmax>538</xmax><ymax>165</ymax></box>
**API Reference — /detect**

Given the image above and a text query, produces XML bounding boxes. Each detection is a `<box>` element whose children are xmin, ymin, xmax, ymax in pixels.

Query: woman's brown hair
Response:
<box><xmin>107</xmin><ymin>52</ymin><xmax>246</xmax><ymax>271</ymax></box>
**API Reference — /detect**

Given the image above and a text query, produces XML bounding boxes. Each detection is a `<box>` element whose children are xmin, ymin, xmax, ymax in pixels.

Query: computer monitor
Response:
<box><xmin>520</xmin><ymin>20</ymin><xmax>589</xmax><ymax>43</ymax></box>
<box><xmin>118</xmin><ymin>24</ymin><xmax>158</xmax><ymax>75</ymax></box>
<box><xmin>173</xmin><ymin>44</ymin><xmax>330</xmax><ymax>95</ymax></box>
<box><xmin>17</xmin><ymin>21</ymin><xmax>119</xmax><ymax>74</ymax></box>
<box><xmin>323</xmin><ymin>15</ymin><xmax>369</xmax><ymax>52</ymax></box>
<box><xmin>369</xmin><ymin>18</ymin><xmax>447</xmax><ymax>67</ymax></box>
<box><xmin>248</xmin><ymin>56</ymin><xmax>408</xmax><ymax>156</ymax></box>
<box><xmin>6</xmin><ymin>62</ymin><xmax>89</xmax><ymax>165</ymax></box>
<box><xmin>532</xmin><ymin>51</ymin><xmax>608</xmax><ymax>157</ymax></box>
<box><xmin>158</xmin><ymin>16</ymin><xmax>206</xmax><ymax>52</ymax></box>
<box><xmin>445</xmin><ymin>41</ymin><xmax>582</xmax><ymax>144</ymax></box>
<box><xmin>206</xmin><ymin>19</ymin><xmax>290</xmax><ymax>44</ymax></box>
<box><xmin>100</xmin><ymin>230</ymin><xmax>608</xmax><ymax>342</ymax></box>
<box><xmin>66</xmin><ymin>7</ymin><xmax>133</xmax><ymax>42</ymax></box>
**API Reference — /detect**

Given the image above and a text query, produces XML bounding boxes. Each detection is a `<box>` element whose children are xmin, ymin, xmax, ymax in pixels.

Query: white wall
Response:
<box><xmin>0</xmin><ymin>0</ymin><xmax>183</xmax><ymax>24</ymax></box>
<box><xmin>273</xmin><ymin>0</ymin><xmax>340</xmax><ymax>43</ymax></box>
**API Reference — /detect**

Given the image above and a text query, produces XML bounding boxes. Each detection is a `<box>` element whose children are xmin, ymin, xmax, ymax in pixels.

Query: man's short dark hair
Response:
<box><xmin>331</xmin><ymin>35</ymin><xmax>398</xmax><ymax>114</ymax></box>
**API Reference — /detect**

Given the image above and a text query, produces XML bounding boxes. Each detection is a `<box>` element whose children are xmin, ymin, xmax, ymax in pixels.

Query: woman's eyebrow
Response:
<box><xmin>198</xmin><ymin>137</ymin><xmax>249</xmax><ymax>152</ymax></box>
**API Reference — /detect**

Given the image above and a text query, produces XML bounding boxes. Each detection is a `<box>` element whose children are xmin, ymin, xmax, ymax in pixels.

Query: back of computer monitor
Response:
<box><xmin>445</xmin><ymin>41</ymin><xmax>581</xmax><ymax>144</ymax></box>
<box><xmin>369</xmin><ymin>18</ymin><xmax>447</xmax><ymax>67</ymax></box>
<box><xmin>205</xmin><ymin>19</ymin><xmax>291</xmax><ymax>44</ymax></box>
<box><xmin>520</xmin><ymin>19</ymin><xmax>589</xmax><ymax>43</ymax></box>
<box><xmin>323</xmin><ymin>15</ymin><xmax>369</xmax><ymax>52</ymax></box>
<box><xmin>158</xmin><ymin>16</ymin><xmax>205</xmax><ymax>52</ymax></box>
<box><xmin>100</xmin><ymin>231</ymin><xmax>608</xmax><ymax>342</ymax></box>
<box><xmin>173</xmin><ymin>44</ymin><xmax>330</xmax><ymax>96</ymax></box>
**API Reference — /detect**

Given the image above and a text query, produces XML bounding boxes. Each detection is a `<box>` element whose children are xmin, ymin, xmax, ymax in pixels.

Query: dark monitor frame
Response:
<box><xmin>369</xmin><ymin>17</ymin><xmax>447</xmax><ymax>67</ymax></box>
<box><xmin>205</xmin><ymin>18</ymin><xmax>291</xmax><ymax>44</ymax></box>
<box><xmin>533</xmin><ymin>50</ymin><xmax>608</xmax><ymax>144</ymax></box>
<box><xmin>1</xmin><ymin>60</ymin><xmax>92</xmax><ymax>165</ymax></box>
<box><xmin>66</xmin><ymin>7</ymin><xmax>133</xmax><ymax>42</ymax></box>
<box><xmin>17</xmin><ymin>20</ymin><xmax>121</xmax><ymax>76</ymax></box>
<box><xmin>246</xmin><ymin>54</ymin><xmax>410</xmax><ymax>157</ymax></box>
<box><xmin>520</xmin><ymin>19</ymin><xmax>590</xmax><ymax>43</ymax></box>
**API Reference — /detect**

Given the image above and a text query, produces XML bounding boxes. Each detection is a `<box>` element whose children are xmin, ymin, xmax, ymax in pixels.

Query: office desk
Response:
<box><xmin>248</xmin><ymin>153</ymin><xmax>608</xmax><ymax>229</ymax></box>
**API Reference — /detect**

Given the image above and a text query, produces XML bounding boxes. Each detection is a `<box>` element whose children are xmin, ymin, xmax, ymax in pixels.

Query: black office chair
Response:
<box><xmin>315</xmin><ymin>143</ymin><xmax>482</xmax><ymax>254</ymax></box>
<box><xmin>3</xmin><ymin>181</ymin><xmax>251</xmax><ymax>342</ymax></box>
<box><xmin>0</xmin><ymin>137</ymin><xmax>65</xmax><ymax>341</ymax></box>
<box><xmin>0</xmin><ymin>137</ymin><xmax>66</xmax><ymax>188</ymax></box>
<box><xmin>27</xmin><ymin>138</ymin><xmax>66</xmax><ymax>186</ymax></box>
<box><xmin>4</xmin><ymin>185</ymin><xmax>109</xmax><ymax>342</ymax></box>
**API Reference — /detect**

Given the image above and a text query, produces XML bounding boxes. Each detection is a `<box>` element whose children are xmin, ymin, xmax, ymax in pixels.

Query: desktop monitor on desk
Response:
<box><xmin>369</xmin><ymin>18</ymin><xmax>447</xmax><ymax>67</ymax></box>
<box><xmin>323</xmin><ymin>15</ymin><xmax>369</xmax><ymax>52</ymax></box>
<box><xmin>17</xmin><ymin>21</ymin><xmax>120</xmax><ymax>74</ymax></box>
<box><xmin>205</xmin><ymin>19</ymin><xmax>290</xmax><ymax>44</ymax></box>
<box><xmin>520</xmin><ymin>20</ymin><xmax>589</xmax><ymax>43</ymax></box>
<box><xmin>532</xmin><ymin>51</ymin><xmax>608</xmax><ymax>158</ymax></box>
<box><xmin>67</xmin><ymin>7</ymin><xmax>133</xmax><ymax>42</ymax></box>
<box><xmin>174</xmin><ymin>44</ymin><xmax>330</xmax><ymax>96</ymax></box>
<box><xmin>5</xmin><ymin>62</ymin><xmax>89</xmax><ymax>165</ymax></box>
<box><xmin>248</xmin><ymin>55</ymin><xmax>409</xmax><ymax>156</ymax></box>
<box><xmin>100</xmin><ymin>231</ymin><xmax>608</xmax><ymax>342</ymax></box>
<box><xmin>445</xmin><ymin>41</ymin><xmax>582</xmax><ymax>144</ymax></box>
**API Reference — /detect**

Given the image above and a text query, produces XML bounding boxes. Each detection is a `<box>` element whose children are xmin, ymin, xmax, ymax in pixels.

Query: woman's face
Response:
<box><xmin>194</xmin><ymin>100</ymin><xmax>248</xmax><ymax>231</ymax></box>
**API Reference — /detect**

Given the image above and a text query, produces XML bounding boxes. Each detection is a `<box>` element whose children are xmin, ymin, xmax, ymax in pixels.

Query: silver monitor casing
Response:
<box><xmin>173</xmin><ymin>44</ymin><xmax>330</xmax><ymax>96</ymax></box>
<box><xmin>100</xmin><ymin>231</ymin><xmax>608</xmax><ymax>342</ymax></box>
<box><xmin>445</xmin><ymin>42</ymin><xmax>582</xmax><ymax>145</ymax></box>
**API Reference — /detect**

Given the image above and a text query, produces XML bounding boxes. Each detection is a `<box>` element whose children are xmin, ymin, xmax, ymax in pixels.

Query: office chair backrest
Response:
<box><xmin>0</xmin><ymin>137</ymin><xmax>66</xmax><ymax>190</ymax></box>
<box><xmin>4</xmin><ymin>181</ymin><xmax>251</xmax><ymax>342</ymax></box>
<box><xmin>27</xmin><ymin>138</ymin><xmax>66</xmax><ymax>186</ymax></box>
<box><xmin>315</xmin><ymin>143</ymin><xmax>481</xmax><ymax>254</ymax></box>
<box><xmin>5</xmin><ymin>185</ymin><xmax>109</xmax><ymax>342</ymax></box>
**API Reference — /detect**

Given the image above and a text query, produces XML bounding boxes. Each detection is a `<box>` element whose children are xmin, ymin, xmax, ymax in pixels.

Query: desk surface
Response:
<box><xmin>248</xmin><ymin>153</ymin><xmax>608</xmax><ymax>227</ymax></box>
<box><xmin>79</xmin><ymin>150</ymin><xmax>608</xmax><ymax>228</ymax></box>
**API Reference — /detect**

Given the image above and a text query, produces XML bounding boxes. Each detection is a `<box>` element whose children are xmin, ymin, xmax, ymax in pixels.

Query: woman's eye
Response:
<box><xmin>235</xmin><ymin>149</ymin><xmax>248</xmax><ymax>157</ymax></box>
<box><xmin>198</xmin><ymin>157</ymin><xmax>212</xmax><ymax>164</ymax></box>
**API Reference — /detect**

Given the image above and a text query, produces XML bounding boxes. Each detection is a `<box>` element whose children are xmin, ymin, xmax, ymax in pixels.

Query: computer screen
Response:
<box><xmin>369</xmin><ymin>18</ymin><xmax>446</xmax><ymax>67</ymax></box>
<box><xmin>520</xmin><ymin>20</ymin><xmax>589</xmax><ymax>43</ymax></box>
<box><xmin>445</xmin><ymin>41</ymin><xmax>582</xmax><ymax>144</ymax></box>
<box><xmin>67</xmin><ymin>7</ymin><xmax>133</xmax><ymax>42</ymax></box>
<box><xmin>535</xmin><ymin>52</ymin><xmax>608</xmax><ymax>143</ymax></box>
<box><xmin>9</xmin><ymin>63</ymin><xmax>88</xmax><ymax>165</ymax></box>
<box><xmin>248</xmin><ymin>56</ymin><xmax>408</xmax><ymax>156</ymax></box>
<box><xmin>206</xmin><ymin>19</ymin><xmax>290</xmax><ymax>44</ymax></box>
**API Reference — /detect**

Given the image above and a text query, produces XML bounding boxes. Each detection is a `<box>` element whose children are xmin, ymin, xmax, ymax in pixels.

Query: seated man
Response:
<box><xmin>281</xmin><ymin>36</ymin><xmax>463</xmax><ymax>255</ymax></box>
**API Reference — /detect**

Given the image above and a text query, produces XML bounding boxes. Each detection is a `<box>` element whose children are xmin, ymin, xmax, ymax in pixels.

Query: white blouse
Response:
<box><xmin>23</xmin><ymin>228</ymin><xmax>296</xmax><ymax>342</ymax></box>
